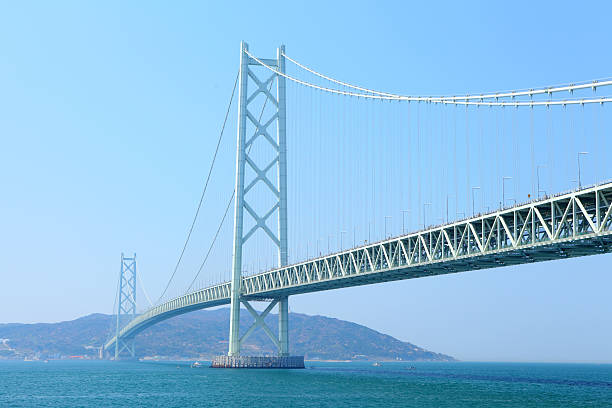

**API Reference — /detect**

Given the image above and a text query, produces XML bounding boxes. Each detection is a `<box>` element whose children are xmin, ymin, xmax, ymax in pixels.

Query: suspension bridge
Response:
<box><xmin>103</xmin><ymin>42</ymin><xmax>612</xmax><ymax>367</ymax></box>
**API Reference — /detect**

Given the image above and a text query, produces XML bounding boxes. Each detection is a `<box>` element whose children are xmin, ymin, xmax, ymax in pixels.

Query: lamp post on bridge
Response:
<box><xmin>537</xmin><ymin>165</ymin><xmax>546</xmax><ymax>198</ymax></box>
<box><xmin>340</xmin><ymin>231</ymin><xmax>347</xmax><ymax>250</ymax></box>
<box><xmin>384</xmin><ymin>216</ymin><xmax>392</xmax><ymax>238</ymax></box>
<box><xmin>423</xmin><ymin>203</ymin><xmax>432</xmax><ymax>229</ymax></box>
<box><xmin>502</xmin><ymin>177</ymin><xmax>512</xmax><ymax>208</ymax></box>
<box><xmin>471</xmin><ymin>186</ymin><xmax>481</xmax><ymax>216</ymax></box>
<box><xmin>578</xmin><ymin>152</ymin><xmax>589</xmax><ymax>189</ymax></box>
<box><xmin>401</xmin><ymin>209</ymin><xmax>411</xmax><ymax>234</ymax></box>
<box><xmin>446</xmin><ymin>195</ymin><xmax>456</xmax><ymax>223</ymax></box>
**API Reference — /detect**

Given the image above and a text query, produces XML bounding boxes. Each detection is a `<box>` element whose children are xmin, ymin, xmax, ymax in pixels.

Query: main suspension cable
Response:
<box><xmin>283</xmin><ymin>52</ymin><xmax>612</xmax><ymax>102</ymax></box>
<box><xmin>156</xmin><ymin>70</ymin><xmax>239</xmax><ymax>304</ymax></box>
<box><xmin>283</xmin><ymin>52</ymin><xmax>612</xmax><ymax>101</ymax></box>
<box><xmin>247</xmin><ymin>50</ymin><xmax>612</xmax><ymax>106</ymax></box>
<box><xmin>282</xmin><ymin>52</ymin><xmax>397</xmax><ymax>97</ymax></box>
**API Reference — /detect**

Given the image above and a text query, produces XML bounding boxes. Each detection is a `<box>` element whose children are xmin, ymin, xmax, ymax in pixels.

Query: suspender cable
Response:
<box><xmin>417</xmin><ymin>102</ymin><xmax>422</xmax><ymax>228</ymax></box>
<box><xmin>494</xmin><ymin>107</ymin><xmax>499</xmax><ymax>208</ymax></box>
<box><xmin>567</xmin><ymin>105</ymin><xmax>578</xmax><ymax>185</ymax></box>
<box><xmin>547</xmin><ymin>93</ymin><xmax>553</xmax><ymax>196</ymax></box>
<box><xmin>454</xmin><ymin>105</ymin><xmax>458</xmax><ymax>220</ymax></box>
<box><xmin>529</xmin><ymin>108</ymin><xmax>538</xmax><ymax>199</ymax></box>
<box><xmin>408</xmin><ymin>102</ymin><xmax>412</xmax><ymax>230</ymax></box>
<box><xmin>465</xmin><ymin>105</ymin><xmax>470</xmax><ymax>215</ymax></box>
<box><xmin>513</xmin><ymin>106</ymin><xmax>519</xmax><ymax>201</ymax></box>
<box><xmin>595</xmin><ymin>98</ymin><xmax>601</xmax><ymax>183</ymax></box>
<box><xmin>475</xmin><ymin>106</ymin><xmax>482</xmax><ymax>214</ymax></box>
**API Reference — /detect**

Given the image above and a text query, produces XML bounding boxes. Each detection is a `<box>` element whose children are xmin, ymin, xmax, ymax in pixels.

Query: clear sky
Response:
<box><xmin>1</xmin><ymin>0</ymin><xmax>611</xmax><ymax>362</ymax></box>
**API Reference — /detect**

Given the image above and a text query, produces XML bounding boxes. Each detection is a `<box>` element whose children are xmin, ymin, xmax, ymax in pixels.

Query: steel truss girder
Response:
<box><xmin>104</xmin><ymin>182</ymin><xmax>612</xmax><ymax>352</ymax></box>
<box><xmin>241</xmin><ymin>183</ymin><xmax>612</xmax><ymax>297</ymax></box>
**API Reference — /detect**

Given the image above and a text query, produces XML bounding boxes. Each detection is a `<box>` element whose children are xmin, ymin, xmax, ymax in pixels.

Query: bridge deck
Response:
<box><xmin>105</xmin><ymin>182</ymin><xmax>612</xmax><ymax>352</ymax></box>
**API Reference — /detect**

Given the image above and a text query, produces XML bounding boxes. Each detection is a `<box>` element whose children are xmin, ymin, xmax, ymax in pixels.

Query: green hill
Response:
<box><xmin>0</xmin><ymin>309</ymin><xmax>454</xmax><ymax>361</ymax></box>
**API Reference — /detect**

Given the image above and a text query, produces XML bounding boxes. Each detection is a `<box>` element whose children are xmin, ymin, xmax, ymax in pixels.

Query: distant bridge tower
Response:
<box><xmin>115</xmin><ymin>253</ymin><xmax>137</xmax><ymax>360</ymax></box>
<box><xmin>227</xmin><ymin>41</ymin><xmax>291</xmax><ymax>360</ymax></box>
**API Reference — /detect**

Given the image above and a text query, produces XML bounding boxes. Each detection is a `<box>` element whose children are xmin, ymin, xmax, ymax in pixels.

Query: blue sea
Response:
<box><xmin>1</xmin><ymin>361</ymin><xmax>611</xmax><ymax>407</ymax></box>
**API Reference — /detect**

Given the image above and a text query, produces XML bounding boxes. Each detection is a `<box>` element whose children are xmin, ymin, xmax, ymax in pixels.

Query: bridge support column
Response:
<box><xmin>114</xmin><ymin>253</ymin><xmax>137</xmax><ymax>360</ymax></box>
<box><xmin>228</xmin><ymin>40</ymin><xmax>249</xmax><ymax>358</ymax></box>
<box><xmin>278</xmin><ymin>296</ymin><xmax>289</xmax><ymax>356</ymax></box>
<box><xmin>219</xmin><ymin>42</ymin><xmax>301</xmax><ymax>367</ymax></box>
<box><xmin>277</xmin><ymin>43</ymin><xmax>290</xmax><ymax>358</ymax></box>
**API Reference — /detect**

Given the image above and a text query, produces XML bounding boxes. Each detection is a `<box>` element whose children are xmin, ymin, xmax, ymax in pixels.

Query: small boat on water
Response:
<box><xmin>191</xmin><ymin>361</ymin><xmax>203</xmax><ymax>368</ymax></box>
<box><xmin>372</xmin><ymin>362</ymin><xmax>382</xmax><ymax>367</ymax></box>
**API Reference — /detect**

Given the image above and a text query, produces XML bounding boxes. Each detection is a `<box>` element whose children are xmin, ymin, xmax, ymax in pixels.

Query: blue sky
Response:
<box><xmin>1</xmin><ymin>1</ymin><xmax>611</xmax><ymax>362</ymax></box>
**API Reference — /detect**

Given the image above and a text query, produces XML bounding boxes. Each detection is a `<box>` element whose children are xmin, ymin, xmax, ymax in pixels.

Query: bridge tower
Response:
<box><xmin>216</xmin><ymin>41</ymin><xmax>301</xmax><ymax>368</ymax></box>
<box><xmin>114</xmin><ymin>253</ymin><xmax>137</xmax><ymax>360</ymax></box>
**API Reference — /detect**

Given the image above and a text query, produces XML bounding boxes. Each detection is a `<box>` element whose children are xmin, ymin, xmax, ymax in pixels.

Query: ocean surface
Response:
<box><xmin>1</xmin><ymin>360</ymin><xmax>611</xmax><ymax>407</ymax></box>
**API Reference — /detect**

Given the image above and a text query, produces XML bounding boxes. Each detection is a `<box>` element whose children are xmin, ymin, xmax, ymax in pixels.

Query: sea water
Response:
<box><xmin>0</xmin><ymin>361</ymin><xmax>611</xmax><ymax>407</ymax></box>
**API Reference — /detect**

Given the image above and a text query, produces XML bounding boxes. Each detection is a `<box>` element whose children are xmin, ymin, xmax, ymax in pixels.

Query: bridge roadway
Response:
<box><xmin>104</xmin><ymin>181</ymin><xmax>612</xmax><ymax>352</ymax></box>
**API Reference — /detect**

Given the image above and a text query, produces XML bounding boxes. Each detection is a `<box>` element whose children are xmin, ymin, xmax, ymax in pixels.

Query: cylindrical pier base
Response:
<box><xmin>211</xmin><ymin>355</ymin><xmax>304</xmax><ymax>369</ymax></box>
